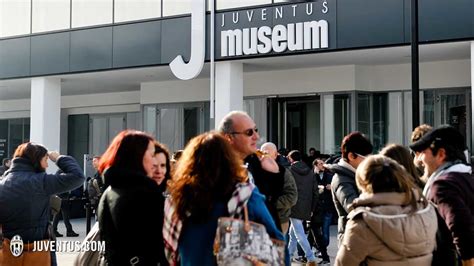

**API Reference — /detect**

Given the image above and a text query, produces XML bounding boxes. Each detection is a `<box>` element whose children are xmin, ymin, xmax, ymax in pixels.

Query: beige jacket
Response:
<box><xmin>335</xmin><ymin>192</ymin><xmax>437</xmax><ymax>266</ymax></box>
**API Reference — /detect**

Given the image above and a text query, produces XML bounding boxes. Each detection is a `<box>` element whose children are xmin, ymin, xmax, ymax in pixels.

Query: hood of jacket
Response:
<box><xmin>326</xmin><ymin>161</ymin><xmax>355</xmax><ymax>179</ymax></box>
<box><xmin>349</xmin><ymin>192</ymin><xmax>437</xmax><ymax>257</ymax></box>
<box><xmin>290</xmin><ymin>161</ymin><xmax>311</xmax><ymax>176</ymax></box>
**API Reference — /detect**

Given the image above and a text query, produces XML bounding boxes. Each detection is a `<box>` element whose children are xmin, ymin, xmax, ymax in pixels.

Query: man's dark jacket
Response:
<box><xmin>429</xmin><ymin>170</ymin><xmax>474</xmax><ymax>261</ymax></box>
<box><xmin>245</xmin><ymin>154</ymin><xmax>285</xmax><ymax>230</ymax></box>
<box><xmin>288</xmin><ymin>161</ymin><xmax>318</xmax><ymax>221</ymax></box>
<box><xmin>327</xmin><ymin>161</ymin><xmax>358</xmax><ymax>244</ymax></box>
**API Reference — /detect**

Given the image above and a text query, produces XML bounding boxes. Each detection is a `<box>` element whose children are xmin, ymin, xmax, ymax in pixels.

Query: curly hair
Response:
<box><xmin>168</xmin><ymin>131</ymin><xmax>247</xmax><ymax>222</ymax></box>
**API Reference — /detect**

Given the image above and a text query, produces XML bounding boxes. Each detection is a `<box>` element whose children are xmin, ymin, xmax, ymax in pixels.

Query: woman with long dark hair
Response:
<box><xmin>0</xmin><ymin>142</ymin><xmax>84</xmax><ymax>265</ymax></box>
<box><xmin>164</xmin><ymin>132</ymin><xmax>285</xmax><ymax>265</ymax></box>
<box><xmin>98</xmin><ymin>130</ymin><xmax>167</xmax><ymax>265</ymax></box>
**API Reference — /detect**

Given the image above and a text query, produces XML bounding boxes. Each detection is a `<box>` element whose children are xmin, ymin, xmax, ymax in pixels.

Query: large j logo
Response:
<box><xmin>169</xmin><ymin>0</ymin><xmax>206</xmax><ymax>80</ymax></box>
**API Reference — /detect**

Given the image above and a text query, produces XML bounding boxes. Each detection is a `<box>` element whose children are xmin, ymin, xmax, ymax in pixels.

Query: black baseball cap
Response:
<box><xmin>409</xmin><ymin>125</ymin><xmax>465</xmax><ymax>152</ymax></box>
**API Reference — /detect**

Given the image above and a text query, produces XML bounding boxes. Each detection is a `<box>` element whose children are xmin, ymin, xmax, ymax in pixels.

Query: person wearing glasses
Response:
<box><xmin>326</xmin><ymin>132</ymin><xmax>373</xmax><ymax>246</ymax></box>
<box><xmin>218</xmin><ymin>111</ymin><xmax>286</xmax><ymax>232</ymax></box>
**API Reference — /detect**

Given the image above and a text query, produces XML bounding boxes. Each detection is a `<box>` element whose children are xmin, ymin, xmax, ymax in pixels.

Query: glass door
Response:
<box><xmin>89</xmin><ymin>114</ymin><xmax>126</xmax><ymax>156</ymax></box>
<box><xmin>424</xmin><ymin>88</ymin><xmax>471</xmax><ymax>150</ymax></box>
<box><xmin>143</xmin><ymin>103</ymin><xmax>208</xmax><ymax>152</ymax></box>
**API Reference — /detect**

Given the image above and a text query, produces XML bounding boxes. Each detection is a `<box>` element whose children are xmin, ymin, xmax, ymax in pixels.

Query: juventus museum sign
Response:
<box><xmin>170</xmin><ymin>0</ymin><xmax>335</xmax><ymax>80</ymax></box>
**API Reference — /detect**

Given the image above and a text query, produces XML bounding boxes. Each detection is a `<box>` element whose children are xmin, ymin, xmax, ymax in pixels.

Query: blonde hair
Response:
<box><xmin>356</xmin><ymin>155</ymin><xmax>421</xmax><ymax>211</ymax></box>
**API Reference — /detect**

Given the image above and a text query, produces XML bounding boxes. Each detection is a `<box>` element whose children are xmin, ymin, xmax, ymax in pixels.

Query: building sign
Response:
<box><xmin>220</xmin><ymin>4</ymin><xmax>329</xmax><ymax>57</ymax></box>
<box><xmin>170</xmin><ymin>1</ymin><xmax>335</xmax><ymax>80</ymax></box>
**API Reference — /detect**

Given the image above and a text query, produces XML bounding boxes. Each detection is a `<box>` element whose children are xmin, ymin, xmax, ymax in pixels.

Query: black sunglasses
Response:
<box><xmin>231</xmin><ymin>128</ymin><xmax>258</xmax><ymax>137</ymax></box>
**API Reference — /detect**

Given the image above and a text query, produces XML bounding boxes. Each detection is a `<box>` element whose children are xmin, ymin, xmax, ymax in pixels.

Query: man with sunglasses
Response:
<box><xmin>219</xmin><ymin>111</ymin><xmax>285</xmax><ymax>231</ymax></box>
<box><xmin>326</xmin><ymin>132</ymin><xmax>372</xmax><ymax>246</ymax></box>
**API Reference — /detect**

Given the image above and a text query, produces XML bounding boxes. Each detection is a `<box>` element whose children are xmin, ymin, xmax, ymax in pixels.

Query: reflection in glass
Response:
<box><xmin>217</xmin><ymin>0</ymin><xmax>271</xmax><ymax>10</ymax></box>
<box><xmin>323</xmin><ymin>94</ymin><xmax>350</xmax><ymax>154</ymax></box>
<box><xmin>244</xmin><ymin>98</ymin><xmax>267</xmax><ymax>145</ymax></box>
<box><xmin>357</xmin><ymin>93</ymin><xmax>370</xmax><ymax>137</ymax></box>
<box><xmin>32</xmin><ymin>0</ymin><xmax>70</xmax><ymax>33</ymax></box>
<box><xmin>114</xmin><ymin>0</ymin><xmax>161</xmax><ymax>22</ymax></box>
<box><xmin>144</xmin><ymin>105</ymin><xmax>157</xmax><ymax>137</ymax></box>
<box><xmin>0</xmin><ymin>0</ymin><xmax>31</xmax><ymax>37</ymax></box>
<box><xmin>159</xmin><ymin>108</ymin><xmax>183</xmax><ymax>153</ymax></box>
<box><xmin>372</xmin><ymin>94</ymin><xmax>387</xmax><ymax>151</ymax></box>
<box><xmin>72</xmin><ymin>0</ymin><xmax>113</xmax><ymax>28</ymax></box>
<box><xmin>91</xmin><ymin>117</ymin><xmax>108</xmax><ymax>157</ymax></box>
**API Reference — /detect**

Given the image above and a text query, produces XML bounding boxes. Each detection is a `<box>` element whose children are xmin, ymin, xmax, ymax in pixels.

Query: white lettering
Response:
<box><xmin>243</xmin><ymin>28</ymin><xmax>258</xmax><ymax>55</ymax></box>
<box><xmin>306</xmin><ymin>3</ymin><xmax>313</xmax><ymax>15</ymax></box>
<box><xmin>169</xmin><ymin>0</ymin><xmax>205</xmax><ymax>80</ymax></box>
<box><xmin>322</xmin><ymin>1</ymin><xmax>328</xmax><ymax>14</ymax></box>
<box><xmin>221</xmin><ymin>20</ymin><xmax>329</xmax><ymax>57</ymax></box>
<box><xmin>221</xmin><ymin>29</ymin><xmax>243</xmax><ymax>56</ymax></box>
<box><xmin>261</xmin><ymin>8</ymin><xmax>267</xmax><ymax>20</ymax></box>
<box><xmin>275</xmin><ymin>7</ymin><xmax>283</xmax><ymax>19</ymax></box>
<box><xmin>257</xmin><ymin>26</ymin><xmax>272</xmax><ymax>54</ymax></box>
<box><xmin>304</xmin><ymin>20</ymin><xmax>328</xmax><ymax>49</ymax></box>
<box><xmin>272</xmin><ymin>25</ymin><xmax>287</xmax><ymax>53</ymax></box>
<box><xmin>232</xmin><ymin>12</ymin><xmax>239</xmax><ymax>24</ymax></box>
<box><xmin>292</xmin><ymin>5</ymin><xmax>297</xmax><ymax>17</ymax></box>
<box><xmin>221</xmin><ymin>13</ymin><xmax>225</xmax><ymax>27</ymax></box>
<box><xmin>287</xmin><ymin>23</ymin><xmax>304</xmax><ymax>51</ymax></box>
<box><xmin>247</xmin><ymin>10</ymin><xmax>254</xmax><ymax>22</ymax></box>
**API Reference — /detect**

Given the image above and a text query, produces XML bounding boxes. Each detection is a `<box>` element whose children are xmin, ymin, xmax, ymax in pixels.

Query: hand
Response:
<box><xmin>259</xmin><ymin>156</ymin><xmax>279</xmax><ymax>173</ymax></box>
<box><xmin>326</xmin><ymin>184</ymin><xmax>331</xmax><ymax>190</ymax></box>
<box><xmin>48</xmin><ymin>151</ymin><xmax>60</xmax><ymax>162</ymax></box>
<box><xmin>462</xmin><ymin>258</ymin><xmax>474</xmax><ymax>266</ymax></box>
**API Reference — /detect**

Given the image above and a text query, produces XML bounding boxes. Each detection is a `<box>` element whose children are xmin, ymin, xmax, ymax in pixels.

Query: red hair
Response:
<box><xmin>98</xmin><ymin>130</ymin><xmax>154</xmax><ymax>175</ymax></box>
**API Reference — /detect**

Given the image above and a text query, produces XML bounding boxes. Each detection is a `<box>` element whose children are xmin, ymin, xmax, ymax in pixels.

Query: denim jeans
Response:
<box><xmin>321</xmin><ymin>211</ymin><xmax>333</xmax><ymax>248</ymax></box>
<box><xmin>288</xmin><ymin>218</ymin><xmax>316</xmax><ymax>262</ymax></box>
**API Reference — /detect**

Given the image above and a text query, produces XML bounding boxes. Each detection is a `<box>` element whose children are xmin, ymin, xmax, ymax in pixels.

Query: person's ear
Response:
<box><xmin>437</xmin><ymin>148</ymin><xmax>447</xmax><ymax>162</ymax></box>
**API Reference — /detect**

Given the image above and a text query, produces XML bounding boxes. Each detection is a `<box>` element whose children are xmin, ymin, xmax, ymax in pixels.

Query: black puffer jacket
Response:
<box><xmin>98</xmin><ymin>166</ymin><xmax>167</xmax><ymax>266</ymax></box>
<box><xmin>288</xmin><ymin>161</ymin><xmax>318</xmax><ymax>220</ymax></box>
<box><xmin>0</xmin><ymin>156</ymin><xmax>84</xmax><ymax>242</ymax></box>
<box><xmin>327</xmin><ymin>161</ymin><xmax>358</xmax><ymax>244</ymax></box>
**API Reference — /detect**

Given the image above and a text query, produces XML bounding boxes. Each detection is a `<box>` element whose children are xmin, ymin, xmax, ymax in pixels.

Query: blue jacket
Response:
<box><xmin>0</xmin><ymin>156</ymin><xmax>85</xmax><ymax>242</ymax></box>
<box><xmin>179</xmin><ymin>188</ymin><xmax>287</xmax><ymax>266</ymax></box>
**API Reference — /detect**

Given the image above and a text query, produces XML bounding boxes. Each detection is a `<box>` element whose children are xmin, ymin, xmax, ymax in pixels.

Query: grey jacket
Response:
<box><xmin>289</xmin><ymin>161</ymin><xmax>319</xmax><ymax>220</ymax></box>
<box><xmin>328</xmin><ymin>160</ymin><xmax>358</xmax><ymax>245</ymax></box>
<box><xmin>275</xmin><ymin>167</ymin><xmax>298</xmax><ymax>223</ymax></box>
<box><xmin>0</xmin><ymin>156</ymin><xmax>85</xmax><ymax>242</ymax></box>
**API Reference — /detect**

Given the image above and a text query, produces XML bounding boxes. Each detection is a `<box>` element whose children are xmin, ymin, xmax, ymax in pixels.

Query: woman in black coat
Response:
<box><xmin>98</xmin><ymin>130</ymin><xmax>167</xmax><ymax>265</ymax></box>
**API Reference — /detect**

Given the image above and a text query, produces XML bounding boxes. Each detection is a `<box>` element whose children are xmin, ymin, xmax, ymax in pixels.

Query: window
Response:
<box><xmin>32</xmin><ymin>0</ymin><xmax>70</xmax><ymax>33</ymax></box>
<box><xmin>72</xmin><ymin>0</ymin><xmax>113</xmax><ymax>28</ymax></box>
<box><xmin>114</xmin><ymin>0</ymin><xmax>161</xmax><ymax>23</ymax></box>
<box><xmin>0</xmin><ymin>0</ymin><xmax>31</xmax><ymax>37</ymax></box>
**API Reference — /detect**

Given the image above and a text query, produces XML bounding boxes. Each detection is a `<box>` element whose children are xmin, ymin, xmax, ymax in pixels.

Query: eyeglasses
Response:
<box><xmin>231</xmin><ymin>128</ymin><xmax>259</xmax><ymax>137</ymax></box>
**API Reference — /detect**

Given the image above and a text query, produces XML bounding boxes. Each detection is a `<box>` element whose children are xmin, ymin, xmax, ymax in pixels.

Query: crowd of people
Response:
<box><xmin>0</xmin><ymin>110</ymin><xmax>473</xmax><ymax>266</ymax></box>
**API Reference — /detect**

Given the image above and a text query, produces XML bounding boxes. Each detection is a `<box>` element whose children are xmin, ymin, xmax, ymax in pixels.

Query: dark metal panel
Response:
<box><xmin>70</xmin><ymin>27</ymin><xmax>113</xmax><ymax>72</ymax></box>
<box><xmin>113</xmin><ymin>21</ymin><xmax>161</xmax><ymax>68</ymax></box>
<box><xmin>161</xmin><ymin>17</ymin><xmax>191</xmax><ymax>64</ymax></box>
<box><xmin>418</xmin><ymin>0</ymin><xmax>472</xmax><ymax>41</ymax></box>
<box><xmin>31</xmin><ymin>32</ymin><xmax>70</xmax><ymax>76</ymax></box>
<box><xmin>0</xmin><ymin>38</ymin><xmax>30</xmax><ymax>79</ymax></box>
<box><xmin>337</xmin><ymin>0</ymin><xmax>404</xmax><ymax>48</ymax></box>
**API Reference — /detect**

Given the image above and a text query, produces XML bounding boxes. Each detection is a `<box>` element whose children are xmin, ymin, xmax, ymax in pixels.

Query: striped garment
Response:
<box><xmin>162</xmin><ymin>182</ymin><xmax>254</xmax><ymax>265</ymax></box>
